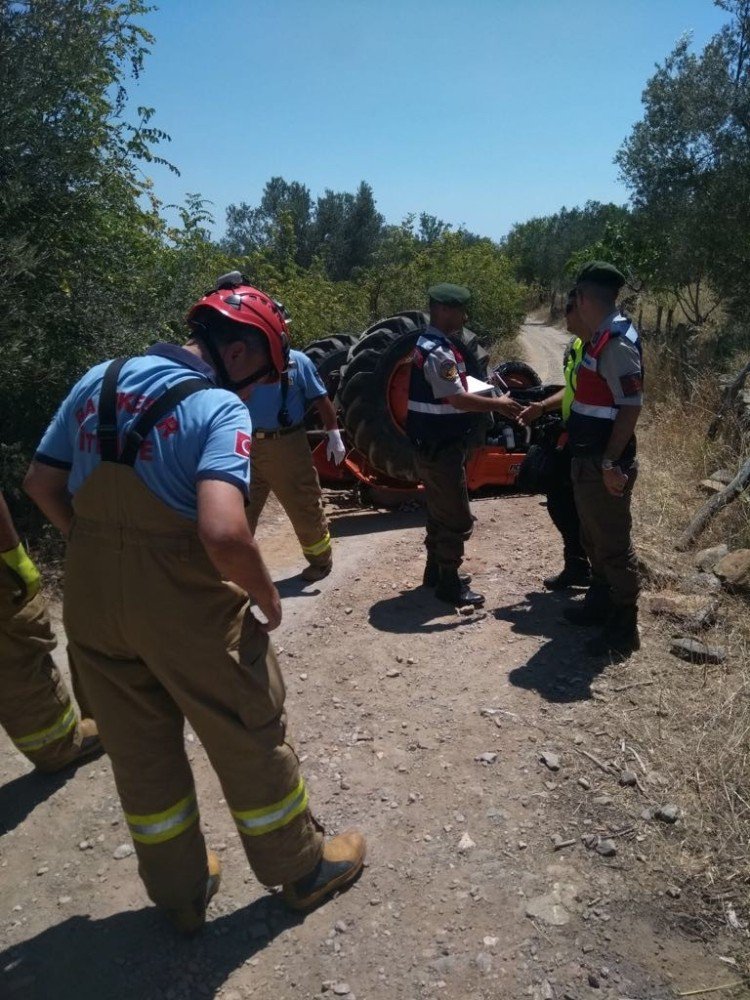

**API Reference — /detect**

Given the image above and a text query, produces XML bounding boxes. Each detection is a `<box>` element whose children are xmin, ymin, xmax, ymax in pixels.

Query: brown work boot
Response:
<box><xmin>283</xmin><ymin>830</ymin><xmax>366</xmax><ymax>911</ymax></box>
<box><xmin>166</xmin><ymin>850</ymin><xmax>222</xmax><ymax>935</ymax></box>
<box><xmin>40</xmin><ymin>718</ymin><xmax>104</xmax><ymax>774</ymax></box>
<box><xmin>301</xmin><ymin>560</ymin><xmax>333</xmax><ymax>582</ymax></box>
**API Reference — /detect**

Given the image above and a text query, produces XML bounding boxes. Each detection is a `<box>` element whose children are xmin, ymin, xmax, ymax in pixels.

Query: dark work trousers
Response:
<box><xmin>546</xmin><ymin>445</ymin><xmax>589</xmax><ymax>570</ymax></box>
<box><xmin>413</xmin><ymin>442</ymin><xmax>474</xmax><ymax>568</ymax></box>
<box><xmin>571</xmin><ymin>456</ymin><xmax>640</xmax><ymax>607</ymax></box>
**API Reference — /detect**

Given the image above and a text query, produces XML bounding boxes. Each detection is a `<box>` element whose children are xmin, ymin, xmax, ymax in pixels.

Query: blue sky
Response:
<box><xmin>131</xmin><ymin>0</ymin><xmax>729</xmax><ymax>241</ymax></box>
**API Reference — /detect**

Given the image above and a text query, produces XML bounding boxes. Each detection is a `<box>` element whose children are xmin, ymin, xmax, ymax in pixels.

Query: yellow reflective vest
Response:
<box><xmin>562</xmin><ymin>337</ymin><xmax>584</xmax><ymax>425</ymax></box>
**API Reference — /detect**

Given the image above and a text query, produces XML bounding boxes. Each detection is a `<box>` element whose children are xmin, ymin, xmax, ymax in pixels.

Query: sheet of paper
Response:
<box><xmin>465</xmin><ymin>375</ymin><xmax>496</xmax><ymax>396</ymax></box>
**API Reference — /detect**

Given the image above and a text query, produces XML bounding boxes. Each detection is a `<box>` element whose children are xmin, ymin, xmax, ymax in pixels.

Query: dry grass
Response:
<box><xmin>626</xmin><ymin>369</ymin><xmax>750</xmax><ymax>944</ymax></box>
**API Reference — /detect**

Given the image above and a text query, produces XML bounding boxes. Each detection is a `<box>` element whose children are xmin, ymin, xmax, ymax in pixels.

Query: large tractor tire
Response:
<box><xmin>338</xmin><ymin>312</ymin><xmax>489</xmax><ymax>482</ymax></box>
<box><xmin>492</xmin><ymin>360</ymin><xmax>542</xmax><ymax>389</ymax></box>
<box><xmin>303</xmin><ymin>333</ymin><xmax>360</xmax><ymax>430</ymax></box>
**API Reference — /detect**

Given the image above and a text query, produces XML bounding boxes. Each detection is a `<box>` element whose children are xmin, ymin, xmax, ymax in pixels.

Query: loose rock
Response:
<box><xmin>112</xmin><ymin>843</ymin><xmax>134</xmax><ymax>860</ymax></box>
<box><xmin>655</xmin><ymin>804</ymin><xmax>680</xmax><ymax>824</ymax></box>
<box><xmin>715</xmin><ymin>549</ymin><xmax>750</xmax><ymax>593</ymax></box>
<box><xmin>457</xmin><ymin>832</ymin><xmax>476</xmax><ymax>853</ymax></box>
<box><xmin>694</xmin><ymin>544</ymin><xmax>729</xmax><ymax>573</ymax></box>
<box><xmin>619</xmin><ymin>770</ymin><xmax>637</xmax><ymax>787</ymax></box>
<box><xmin>540</xmin><ymin>751</ymin><xmax>560</xmax><ymax>772</ymax></box>
<box><xmin>475</xmin><ymin>751</ymin><xmax>498</xmax><ymax>765</ymax></box>
<box><xmin>595</xmin><ymin>839</ymin><xmax>617</xmax><ymax>857</ymax></box>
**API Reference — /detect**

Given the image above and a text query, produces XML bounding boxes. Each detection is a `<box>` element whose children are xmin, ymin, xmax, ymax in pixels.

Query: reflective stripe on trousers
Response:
<box><xmin>125</xmin><ymin>790</ymin><xmax>199</xmax><ymax>845</ymax></box>
<box><xmin>232</xmin><ymin>779</ymin><xmax>309</xmax><ymax>837</ymax></box>
<box><xmin>302</xmin><ymin>532</ymin><xmax>331</xmax><ymax>558</ymax></box>
<box><xmin>12</xmin><ymin>702</ymin><xmax>76</xmax><ymax>753</ymax></box>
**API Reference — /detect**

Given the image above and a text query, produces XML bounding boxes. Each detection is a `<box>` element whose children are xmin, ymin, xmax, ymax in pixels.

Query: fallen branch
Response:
<box><xmin>675</xmin><ymin>984</ymin><xmax>745</xmax><ymax>997</ymax></box>
<box><xmin>576</xmin><ymin>747</ymin><xmax>616</xmax><ymax>774</ymax></box>
<box><xmin>676</xmin><ymin>455</ymin><xmax>750</xmax><ymax>550</ymax></box>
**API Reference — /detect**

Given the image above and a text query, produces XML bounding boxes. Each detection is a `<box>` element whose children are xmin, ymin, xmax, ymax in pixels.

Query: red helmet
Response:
<box><xmin>187</xmin><ymin>272</ymin><xmax>290</xmax><ymax>376</ymax></box>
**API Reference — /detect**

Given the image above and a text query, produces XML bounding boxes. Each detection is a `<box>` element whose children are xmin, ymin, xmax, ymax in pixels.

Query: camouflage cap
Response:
<box><xmin>575</xmin><ymin>260</ymin><xmax>625</xmax><ymax>291</ymax></box>
<box><xmin>428</xmin><ymin>283</ymin><xmax>471</xmax><ymax>307</ymax></box>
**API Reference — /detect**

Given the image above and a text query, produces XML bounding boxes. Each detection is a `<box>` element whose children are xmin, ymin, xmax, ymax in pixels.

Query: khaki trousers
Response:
<box><xmin>571</xmin><ymin>456</ymin><xmax>640</xmax><ymax>607</ymax></box>
<box><xmin>413</xmin><ymin>442</ymin><xmax>474</xmax><ymax>568</ymax></box>
<box><xmin>64</xmin><ymin>464</ymin><xmax>322</xmax><ymax>911</ymax></box>
<box><xmin>247</xmin><ymin>428</ymin><xmax>332</xmax><ymax>567</ymax></box>
<box><xmin>0</xmin><ymin>567</ymin><xmax>88</xmax><ymax>771</ymax></box>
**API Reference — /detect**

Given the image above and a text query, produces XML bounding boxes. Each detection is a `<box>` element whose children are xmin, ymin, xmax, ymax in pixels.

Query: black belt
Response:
<box><xmin>252</xmin><ymin>424</ymin><xmax>304</xmax><ymax>441</ymax></box>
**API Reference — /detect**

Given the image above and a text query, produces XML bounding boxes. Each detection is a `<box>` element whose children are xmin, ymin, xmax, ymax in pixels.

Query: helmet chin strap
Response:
<box><xmin>195</xmin><ymin>327</ymin><xmax>274</xmax><ymax>390</ymax></box>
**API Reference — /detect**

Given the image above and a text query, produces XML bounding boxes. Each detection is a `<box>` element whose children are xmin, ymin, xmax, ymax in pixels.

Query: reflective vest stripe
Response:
<box><xmin>126</xmin><ymin>791</ymin><xmax>199</xmax><ymax>845</ymax></box>
<box><xmin>232</xmin><ymin>779</ymin><xmax>308</xmax><ymax>838</ymax></box>
<box><xmin>13</xmin><ymin>703</ymin><xmax>77</xmax><ymax>752</ymax></box>
<box><xmin>570</xmin><ymin>401</ymin><xmax>618</xmax><ymax>420</ymax></box>
<box><xmin>562</xmin><ymin>338</ymin><xmax>583</xmax><ymax>424</ymax></box>
<box><xmin>302</xmin><ymin>532</ymin><xmax>331</xmax><ymax>557</ymax></box>
<box><xmin>406</xmin><ymin>400</ymin><xmax>462</xmax><ymax>415</ymax></box>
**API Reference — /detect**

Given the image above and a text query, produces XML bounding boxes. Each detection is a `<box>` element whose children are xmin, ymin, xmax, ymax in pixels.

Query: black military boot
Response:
<box><xmin>543</xmin><ymin>560</ymin><xmax>592</xmax><ymax>591</ymax></box>
<box><xmin>586</xmin><ymin>606</ymin><xmax>640</xmax><ymax>659</ymax></box>
<box><xmin>434</xmin><ymin>566</ymin><xmax>485</xmax><ymax>607</ymax></box>
<box><xmin>563</xmin><ymin>582</ymin><xmax>611</xmax><ymax>626</ymax></box>
<box><xmin>423</xmin><ymin>559</ymin><xmax>471</xmax><ymax>588</ymax></box>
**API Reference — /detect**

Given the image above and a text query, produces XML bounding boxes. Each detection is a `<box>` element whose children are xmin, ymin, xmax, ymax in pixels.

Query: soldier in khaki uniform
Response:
<box><xmin>0</xmin><ymin>489</ymin><xmax>100</xmax><ymax>772</ymax></box>
<box><xmin>24</xmin><ymin>274</ymin><xmax>365</xmax><ymax>933</ymax></box>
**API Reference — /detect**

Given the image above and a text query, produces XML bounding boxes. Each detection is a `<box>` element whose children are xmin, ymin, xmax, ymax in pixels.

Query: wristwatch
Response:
<box><xmin>601</xmin><ymin>458</ymin><xmax>616</xmax><ymax>471</ymax></box>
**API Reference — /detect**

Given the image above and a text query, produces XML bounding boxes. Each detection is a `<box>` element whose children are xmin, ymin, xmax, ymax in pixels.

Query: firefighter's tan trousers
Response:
<box><xmin>247</xmin><ymin>428</ymin><xmax>332</xmax><ymax>568</ymax></box>
<box><xmin>64</xmin><ymin>464</ymin><xmax>323</xmax><ymax>912</ymax></box>
<box><xmin>0</xmin><ymin>567</ymin><xmax>90</xmax><ymax>771</ymax></box>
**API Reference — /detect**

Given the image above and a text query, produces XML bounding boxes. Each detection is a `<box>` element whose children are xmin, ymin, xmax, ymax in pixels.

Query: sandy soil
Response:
<box><xmin>1</xmin><ymin>327</ymin><xmax>745</xmax><ymax>1000</ymax></box>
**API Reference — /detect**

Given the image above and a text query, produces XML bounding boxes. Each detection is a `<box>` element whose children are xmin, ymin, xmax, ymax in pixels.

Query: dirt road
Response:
<box><xmin>1</xmin><ymin>332</ymin><xmax>743</xmax><ymax>1000</ymax></box>
<box><xmin>520</xmin><ymin>319</ymin><xmax>570</xmax><ymax>383</ymax></box>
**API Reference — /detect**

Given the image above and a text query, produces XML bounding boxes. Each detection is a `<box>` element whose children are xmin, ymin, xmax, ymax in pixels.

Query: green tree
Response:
<box><xmin>616</xmin><ymin>0</ymin><xmax>750</xmax><ymax>319</ymax></box>
<box><xmin>0</xmin><ymin>0</ymin><xmax>173</xmax><ymax>495</ymax></box>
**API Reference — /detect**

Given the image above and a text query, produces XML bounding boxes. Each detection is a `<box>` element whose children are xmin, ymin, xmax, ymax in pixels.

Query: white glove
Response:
<box><xmin>326</xmin><ymin>428</ymin><xmax>347</xmax><ymax>466</ymax></box>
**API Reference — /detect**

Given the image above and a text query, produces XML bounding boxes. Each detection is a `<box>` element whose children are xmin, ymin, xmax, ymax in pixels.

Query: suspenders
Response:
<box><xmin>97</xmin><ymin>358</ymin><xmax>211</xmax><ymax>466</ymax></box>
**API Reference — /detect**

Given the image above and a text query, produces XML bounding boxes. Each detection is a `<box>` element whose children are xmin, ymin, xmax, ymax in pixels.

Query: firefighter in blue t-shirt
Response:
<box><xmin>245</xmin><ymin>348</ymin><xmax>345</xmax><ymax>582</ymax></box>
<box><xmin>24</xmin><ymin>273</ymin><xmax>365</xmax><ymax>933</ymax></box>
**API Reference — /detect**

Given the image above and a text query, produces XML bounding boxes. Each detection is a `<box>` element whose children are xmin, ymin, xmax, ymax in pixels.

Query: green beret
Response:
<box><xmin>428</xmin><ymin>282</ymin><xmax>471</xmax><ymax>307</ymax></box>
<box><xmin>575</xmin><ymin>260</ymin><xmax>625</xmax><ymax>291</ymax></box>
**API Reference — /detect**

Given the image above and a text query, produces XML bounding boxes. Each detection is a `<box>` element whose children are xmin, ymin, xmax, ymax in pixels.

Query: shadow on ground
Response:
<box><xmin>0</xmin><ymin>754</ymin><xmax>106</xmax><ymax>836</ymax></box>
<box><xmin>1</xmin><ymin>893</ymin><xmax>301</xmax><ymax>1000</ymax></box>
<box><xmin>497</xmin><ymin>590</ymin><xmax>609</xmax><ymax>703</ymax></box>
<box><xmin>369</xmin><ymin>588</ymin><xmax>469</xmax><ymax>634</ymax></box>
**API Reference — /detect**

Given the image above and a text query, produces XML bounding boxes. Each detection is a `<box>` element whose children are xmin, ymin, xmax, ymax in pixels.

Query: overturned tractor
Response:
<box><xmin>304</xmin><ymin>311</ymin><xmax>561</xmax><ymax>497</ymax></box>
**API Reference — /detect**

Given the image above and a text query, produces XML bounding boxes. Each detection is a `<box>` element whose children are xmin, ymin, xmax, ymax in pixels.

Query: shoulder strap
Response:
<box><xmin>118</xmin><ymin>379</ymin><xmax>211</xmax><ymax>467</ymax></box>
<box><xmin>98</xmin><ymin>358</ymin><xmax>129</xmax><ymax>463</ymax></box>
<box><xmin>277</xmin><ymin>371</ymin><xmax>292</xmax><ymax>428</ymax></box>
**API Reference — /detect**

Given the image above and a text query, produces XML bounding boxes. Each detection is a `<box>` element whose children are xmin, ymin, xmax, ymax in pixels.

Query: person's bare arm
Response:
<box><xmin>446</xmin><ymin>392</ymin><xmax>522</xmax><ymax>418</ymax></box>
<box><xmin>196</xmin><ymin>479</ymin><xmax>282</xmax><ymax>631</ymax></box>
<box><xmin>605</xmin><ymin>405</ymin><xmax>641</xmax><ymax>464</ymax></box>
<box><xmin>602</xmin><ymin>406</ymin><xmax>642</xmax><ymax>497</ymax></box>
<box><xmin>0</xmin><ymin>491</ymin><xmax>20</xmax><ymax>552</ymax></box>
<box><xmin>313</xmin><ymin>395</ymin><xmax>339</xmax><ymax>431</ymax></box>
<box><xmin>23</xmin><ymin>462</ymin><xmax>74</xmax><ymax>536</ymax></box>
<box><xmin>518</xmin><ymin>388</ymin><xmax>565</xmax><ymax>426</ymax></box>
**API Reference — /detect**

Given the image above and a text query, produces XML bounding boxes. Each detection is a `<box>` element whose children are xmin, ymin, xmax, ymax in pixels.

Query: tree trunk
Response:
<box><xmin>637</xmin><ymin>306</ymin><xmax>643</xmax><ymax>331</ymax></box>
<box><xmin>655</xmin><ymin>305</ymin><xmax>663</xmax><ymax>337</ymax></box>
<box><xmin>666</xmin><ymin>308</ymin><xmax>674</xmax><ymax>336</ymax></box>
<box><xmin>707</xmin><ymin>360</ymin><xmax>750</xmax><ymax>439</ymax></box>
<box><xmin>675</xmin><ymin>456</ymin><xmax>750</xmax><ymax>550</ymax></box>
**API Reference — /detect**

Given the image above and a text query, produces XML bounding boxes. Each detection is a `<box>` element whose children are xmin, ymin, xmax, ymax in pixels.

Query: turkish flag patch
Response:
<box><xmin>619</xmin><ymin>373</ymin><xmax>643</xmax><ymax>397</ymax></box>
<box><xmin>234</xmin><ymin>431</ymin><xmax>252</xmax><ymax>458</ymax></box>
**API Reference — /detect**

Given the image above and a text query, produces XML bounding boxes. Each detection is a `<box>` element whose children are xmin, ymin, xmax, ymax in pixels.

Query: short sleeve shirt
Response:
<box><xmin>245</xmin><ymin>349</ymin><xmax>327</xmax><ymax>430</ymax></box>
<box><xmin>595</xmin><ymin>314</ymin><xmax>644</xmax><ymax>406</ymax></box>
<box><xmin>35</xmin><ymin>343</ymin><xmax>253</xmax><ymax>520</ymax></box>
<box><xmin>421</xmin><ymin>327</ymin><xmax>466</xmax><ymax>401</ymax></box>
